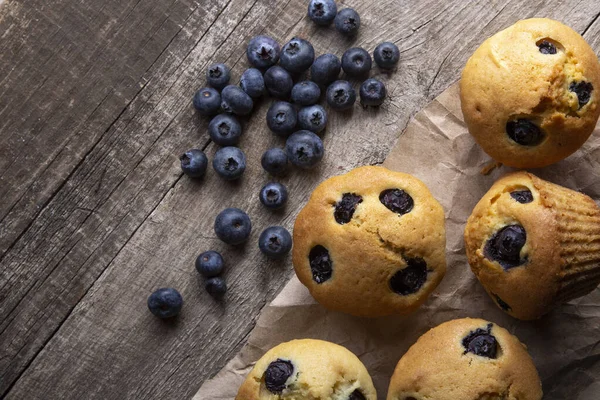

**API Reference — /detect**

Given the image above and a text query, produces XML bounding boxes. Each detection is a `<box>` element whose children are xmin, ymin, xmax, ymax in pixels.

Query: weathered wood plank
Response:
<box><xmin>1</xmin><ymin>0</ymin><xmax>599</xmax><ymax>399</ymax></box>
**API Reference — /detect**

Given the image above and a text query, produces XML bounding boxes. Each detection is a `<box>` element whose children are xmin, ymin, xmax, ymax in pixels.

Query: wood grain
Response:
<box><xmin>1</xmin><ymin>0</ymin><xmax>599</xmax><ymax>398</ymax></box>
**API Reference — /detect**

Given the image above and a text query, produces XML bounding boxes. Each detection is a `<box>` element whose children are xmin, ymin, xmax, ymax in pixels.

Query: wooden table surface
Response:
<box><xmin>1</xmin><ymin>0</ymin><xmax>599</xmax><ymax>398</ymax></box>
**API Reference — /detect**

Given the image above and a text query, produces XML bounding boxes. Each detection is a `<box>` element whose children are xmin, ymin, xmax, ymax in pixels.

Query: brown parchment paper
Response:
<box><xmin>194</xmin><ymin>83</ymin><xmax>600</xmax><ymax>400</ymax></box>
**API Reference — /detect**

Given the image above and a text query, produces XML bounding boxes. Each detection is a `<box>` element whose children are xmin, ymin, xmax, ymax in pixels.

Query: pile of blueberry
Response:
<box><xmin>148</xmin><ymin>0</ymin><xmax>401</xmax><ymax>318</ymax></box>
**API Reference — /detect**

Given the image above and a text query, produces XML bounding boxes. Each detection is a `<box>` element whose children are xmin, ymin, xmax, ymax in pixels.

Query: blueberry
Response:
<box><xmin>261</xmin><ymin>148</ymin><xmax>289</xmax><ymax>176</ymax></box>
<box><xmin>389</xmin><ymin>257</ymin><xmax>428</xmax><ymax>295</ymax></box>
<box><xmin>510</xmin><ymin>189</ymin><xmax>533</xmax><ymax>204</ymax></box>
<box><xmin>291</xmin><ymin>81</ymin><xmax>321</xmax><ymax>106</ymax></box>
<box><xmin>537</xmin><ymin>40</ymin><xmax>557</xmax><ymax>55</ymax></box>
<box><xmin>341</xmin><ymin>47</ymin><xmax>372</xmax><ymax>77</ymax></box>
<box><xmin>221</xmin><ymin>85</ymin><xmax>253</xmax><ymax>116</ymax></box>
<box><xmin>334</xmin><ymin>8</ymin><xmax>360</xmax><ymax>36</ymax></box>
<box><xmin>326</xmin><ymin>80</ymin><xmax>356</xmax><ymax>110</ymax></box>
<box><xmin>506</xmin><ymin>119</ymin><xmax>544</xmax><ymax>146</ymax></box>
<box><xmin>259</xmin><ymin>182</ymin><xmax>288</xmax><ymax>210</ymax></box>
<box><xmin>205</xmin><ymin>277</ymin><xmax>227</xmax><ymax>297</ymax></box>
<box><xmin>484</xmin><ymin>225</ymin><xmax>527</xmax><ymax>269</ymax></box>
<box><xmin>193</xmin><ymin>87</ymin><xmax>221</xmax><ymax>116</ymax></box>
<box><xmin>267</xmin><ymin>101</ymin><xmax>297</xmax><ymax>137</ymax></box>
<box><xmin>214</xmin><ymin>207</ymin><xmax>252</xmax><ymax>245</ymax></box>
<box><xmin>569</xmin><ymin>81</ymin><xmax>593</xmax><ymax>108</ymax></box>
<box><xmin>258</xmin><ymin>226</ymin><xmax>293</xmax><ymax>259</ymax></box>
<box><xmin>373</xmin><ymin>42</ymin><xmax>400</xmax><ymax>69</ymax></box>
<box><xmin>206</xmin><ymin>63</ymin><xmax>230</xmax><ymax>90</ymax></box>
<box><xmin>379</xmin><ymin>188</ymin><xmax>413</xmax><ymax>215</ymax></box>
<box><xmin>462</xmin><ymin>323</ymin><xmax>498</xmax><ymax>359</ymax></box>
<box><xmin>195</xmin><ymin>250</ymin><xmax>224</xmax><ymax>277</ymax></box>
<box><xmin>297</xmin><ymin>105</ymin><xmax>327</xmax><ymax>133</ymax></box>
<box><xmin>265</xmin><ymin>359</ymin><xmax>294</xmax><ymax>393</ymax></box>
<box><xmin>246</xmin><ymin>35</ymin><xmax>280</xmax><ymax>69</ymax></box>
<box><xmin>208</xmin><ymin>114</ymin><xmax>242</xmax><ymax>146</ymax></box>
<box><xmin>147</xmin><ymin>288</ymin><xmax>183</xmax><ymax>318</ymax></box>
<box><xmin>309</xmin><ymin>245</ymin><xmax>332</xmax><ymax>283</ymax></box>
<box><xmin>180</xmin><ymin>149</ymin><xmax>208</xmax><ymax>178</ymax></box>
<box><xmin>264</xmin><ymin>66</ymin><xmax>294</xmax><ymax>99</ymax></box>
<box><xmin>285</xmin><ymin>130</ymin><xmax>325</xmax><ymax>169</ymax></box>
<box><xmin>280</xmin><ymin>37</ymin><xmax>315</xmax><ymax>74</ymax></box>
<box><xmin>307</xmin><ymin>0</ymin><xmax>337</xmax><ymax>26</ymax></box>
<box><xmin>240</xmin><ymin>68</ymin><xmax>265</xmax><ymax>98</ymax></box>
<box><xmin>494</xmin><ymin>294</ymin><xmax>512</xmax><ymax>312</ymax></box>
<box><xmin>334</xmin><ymin>193</ymin><xmax>362</xmax><ymax>224</ymax></box>
<box><xmin>360</xmin><ymin>78</ymin><xmax>387</xmax><ymax>106</ymax></box>
<box><xmin>212</xmin><ymin>146</ymin><xmax>246</xmax><ymax>180</ymax></box>
<box><xmin>311</xmin><ymin>54</ymin><xmax>341</xmax><ymax>86</ymax></box>
<box><xmin>349</xmin><ymin>390</ymin><xmax>366</xmax><ymax>400</ymax></box>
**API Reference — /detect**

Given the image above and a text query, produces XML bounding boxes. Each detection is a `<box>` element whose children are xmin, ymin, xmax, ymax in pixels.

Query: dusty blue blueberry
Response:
<box><xmin>261</xmin><ymin>148</ymin><xmax>289</xmax><ymax>176</ymax></box>
<box><xmin>264</xmin><ymin>66</ymin><xmax>294</xmax><ymax>99</ymax></box>
<box><xmin>291</xmin><ymin>81</ymin><xmax>321</xmax><ymax>105</ymax></box>
<box><xmin>147</xmin><ymin>288</ymin><xmax>183</xmax><ymax>318</ymax></box>
<box><xmin>341</xmin><ymin>47</ymin><xmax>372</xmax><ymax>77</ymax></box>
<box><xmin>240</xmin><ymin>68</ymin><xmax>265</xmax><ymax>98</ymax></box>
<box><xmin>193</xmin><ymin>87</ymin><xmax>221</xmax><ymax>116</ymax></box>
<box><xmin>298</xmin><ymin>105</ymin><xmax>327</xmax><ymax>133</ymax></box>
<box><xmin>259</xmin><ymin>182</ymin><xmax>288</xmax><ymax>210</ymax></box>
<box><xmin>195</xmin><ymin>250</ymin><xmax>224</xmax><ymax>277</ymax></box>
<box><xmin>267</xmin><ymin>101</ymin><xmax>297</xmax><ymax>137</ymax></box>
<box><xmin>285</xmin><ymin>130</ymin><xmax>324</xmax><ymax>169</ymax></box>
<box><xmin>246</xmin><ymin>35</ymin><xmax>280</xmax><ymax>69</ymax></box>
<box><xmin>359</xmin><ymin>78</ymin><xmax>387</xmax><ymax>106</ymax></box>
<box><xmin>209</xmin><ymin>114</ymin><xmax>242</xmax><ymax>146</ymax></box>
<box><xmin>212</xmin><ymin>146</ymin><xmax>246</xmax><ymax>180</ymax></box>
<box><xmin>373</xmin><ymin>42</ymin><xmax>400</xmax><ymax>69</ymax></box>
<box><xmin>334</xmin><ymin>8</ymin><xmax>360</xmax><ymax>36</ymax></box>
<box><xmin>258</xmin><ymin>226</ymin><xmax>293</xmax><ymax>259</ymax></box>
<box><xmin>180</xmin><ymin>149</ymin><xmax>208</xmax><ymax>178</ymax></box>
<box><xmin>307</xmin><ymin>0</ymin><xmax>337</xmax><ymax>26</ymax></box>
<box><xmin>206</xmin><ymin>63</ymin><xmax>230</xmax><ymax>90</ymax></box>
<box><xmin>310</xmin><ymin>54</ymin><xmax>341</xmax><ymax>86</ymax></box>
<box><xmin>280</xmin><ymin>37</ymin><xmax>315</xmax><ymax>74</ymax></box>
<box><xmin>221</xmin><ymin>85</ymin><xmax>253</xmax><ymax>116</ymax></box>
<box><xmin>214</xmin><ymin>207</ymin><xmax>252</xmax><ymax>245</ymax></box>
<box><xmin>205</xmin><ymin>277</ymin><xmax>227</xmax><ymax>297</ymax></box>
<box><xmin>326</xmin><ymin>80</ymin><xmax>356</xmax><ymax>110</ymax></box>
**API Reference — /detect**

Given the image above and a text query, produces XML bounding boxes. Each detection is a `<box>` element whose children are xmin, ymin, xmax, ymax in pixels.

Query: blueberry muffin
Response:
<box><xmin>235</xmin><ymin>339</ymin><xmax>376</xmax><ymax>400</ymax></box>
<box><xmin>464</xmin><ymin>171</ymin><xmax>600</xmax><ymax>320</ymax></box>
<box><xmin>460</xmin><ymin>18</ymin><xmax>600</xmax><ymax>168</ymax></box>
<box><xmin>292</xmin><ymin>166</ymin><xmax>446</xmax><ymax>317</ymax></box>
<box><xmin>387</xmin><ymin>318</ymin><xmax>542</xmax><ymax>400</ymax></box>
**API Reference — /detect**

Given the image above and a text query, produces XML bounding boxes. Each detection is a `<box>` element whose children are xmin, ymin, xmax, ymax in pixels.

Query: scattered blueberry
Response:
<box><xmin>311</xmin><ymin>53</ymin><xmax>341</xmax><ymax>86</ymax></box>
<box><xmin>267</xmin><ymin>101</ymin><xmax>297</xmax><ymax>137</ymax></box>
<box><xmin>373</xmin><ymin>42</ymin><xmax>400</xmax><ymax>69</ymax></box>
<box><xmin>240</xmin><ymin>68</ymin><xmax>265</xmax><ymax>98</ymax></box>
<box><xmin>291</xmin><ymin>81</ymin><xmax>321</xmax><ymax>105</ymax></box>
<box><xmin>341</xmin><ymin>47</ymin><xmax>372</xmax><ymax>77</ymax></box>
<box><xmin>265</xmin><ymin>359</ymin><xmax>294</xmax><ymax>393</ymax></box>
<box><xmin>214</xmin><ymin>207</ymin><xmax>252</xmax><ymax>245</ymax></box>
<box><xmin>334</xmin><ymin>193</ymin><xmax>363</xmax><ymax>224</ymax></box>
<box><xmin>298</xmin><ymin>105</ymin><xmax>327</xmax><ymax>133</ymax></box>
<box><xmin>195</xmin><ymin>250</ymin><xmax>224</xmax><ymax>277</ymax></box>
<box><xmin>360</xmin><ymin>78</ymin><xmax>387</xmax><ymax>106</ymax></box>
<box><xmin>379</xmin><ymin>188</ymin><xmax>414</xmax><ymax>215</ymax></box>
<box><xmin>349</xmin><ymin>390</ymin><xmax>367</xmax><ymax>400</ymax></box>
<box><xmin>180</xmin><ymin>149</ymin><xmax>208</xmax><ymax>178</ymax></box>
<box><xmin>506</xmin><ymin>119</ymin><xmax>544</xmax><ymax>146</ymax></box>
<box><xmin>208</xmin><ymin>114</ymin><xmax>242</xmax><ymax>146</ymax></box>
<box><xmin>221</xmin><ymin>85</ymin><xmax>253</xmax><ymax>116</ymax></box>
<box><xmin>193</xmin><ymin>87</ymin><xmax>221</xmax><ymax>116</ymax></box>
<box><xmin>280</xmin><ymin>37</ymin><xmax>315</xmax><ymax>74</ymax></box>
<box><xmin>569</xmin><ymin>81</ymin><xmax>593</xmax><ymax>108</ymax></box>
<box><xmin>264</xmin><ymin>66</ymin><xmax>294</xmax><ymax>99</ymax></box>
<box><xmin>285</xmin><ymin>130</ymin><xmax>324</xmax><ymax>169</ymax></box>
<box><xmin>484</xmin><ymin>225</ymin><xmax>527</xmax><ymax>269</ymax></box>
<box><xmin>205</xmin><ymin>277</ymin><xmax>227</xmax><ymax>297</ymax></box>
<box><xmin>259</xmin><ymin>226</ymin><xmax>293</xmax><ymax>259</ymax></box>
<box><xmin>510</xmin><ymin>189</ymin><xmax>533</xmax><ymax>204</ymax></box>
<box><xmin>462</xmin><ymin>323</ymin><xmax>498</xmax><ymax>359</ymax></box>
<box><xmin>246</xmin><ymin>35</ymin><xmax>280</xmax><ymax>69</ymax></box>
<box><xmin>334</xmin><ymin>8</ymin><xmax>360</xmax><ymax>36</ymax></box>
<box><xmin>259</xmin><ymin>182</ymin><xmax>288</xmax><ymax>210</ymax></box>
<box><xmin>147</xmin><ymin>288</ymin><xmax>183</xmax><ymax>319</ymax></box>
<box><xmin>326</xmin><ymin>80</ymin><xmax>356</xmax><ymax>110</ymax></box>
<box><xmin>261</xmin><ymin>148</ymin><xmax>289</xmax><ymax>176</ymax></box>
<box><xmin>537</xmin><ymin>40</ymin><xmax>557</xmax><ymax>55</ymax></box>
<box><xmin>309</xmin><ymin>245</ymin><xmax>332</xmax><ymax>283</ymax></box>
<box><xmin>212</xmin><ymin>146</ymin><xmax>247</xmax><ymax>180</ymax></box>
<box><xmin>307</xmin><ymin>0</ymin><xmax>337</xmax><ymax>26</ymax></box>
<box><xmin>206</xmin><ymin>63</ymin><xmax>231</xmax><ymax>90</ymax></box>
<box><xmin>389</xmin><ymin>257</ymin><xmax>428</xmax><ymax>295</ymax></box>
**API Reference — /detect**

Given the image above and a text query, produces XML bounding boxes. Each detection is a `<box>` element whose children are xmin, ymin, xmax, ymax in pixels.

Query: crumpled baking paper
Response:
<box><xmin>193</xmin><ymin>83</ymin><xmax>600</xmax><ymax>400</ymax></box>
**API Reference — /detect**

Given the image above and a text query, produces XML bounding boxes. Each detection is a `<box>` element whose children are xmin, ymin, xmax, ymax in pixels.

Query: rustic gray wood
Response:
<box><xmin>1</xmin><ymin>0</ymin><xmax>599</xmax><ymax>398</ymax></box>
